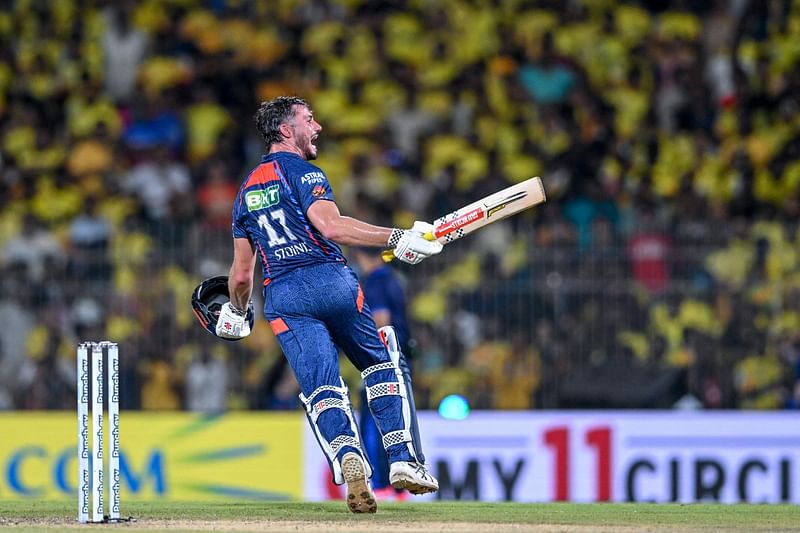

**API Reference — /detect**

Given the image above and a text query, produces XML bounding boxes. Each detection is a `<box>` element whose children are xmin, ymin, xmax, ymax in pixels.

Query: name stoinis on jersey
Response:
<box><xmin>275</xmin><ymin>242</ymin><xmax>312</xmax><ymax>261</ymax></box>
<box><xmin>246</xmin><ymin>185</ymin><xmax>280</xmax><ymax>211</ymax></box>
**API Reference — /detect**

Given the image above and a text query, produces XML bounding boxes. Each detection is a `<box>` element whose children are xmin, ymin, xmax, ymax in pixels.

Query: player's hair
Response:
<box><xmin>254</xmin><ymin>96</ymin><xmax>309</xmax><ymax>147</ymax></box>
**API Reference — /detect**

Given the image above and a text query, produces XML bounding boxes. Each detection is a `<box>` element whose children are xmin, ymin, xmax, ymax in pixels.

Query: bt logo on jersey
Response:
<box><xmin>246</xmin><ymin>186</ymin><xmax>280</xmax><ymax>212</ymax></box>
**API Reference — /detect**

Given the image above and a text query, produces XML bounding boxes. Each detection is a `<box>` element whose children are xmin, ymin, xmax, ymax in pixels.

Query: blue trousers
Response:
<box><xmin>264</xmin><ymin>262</ymin><xmax>414</xmax><ymax>470</ymax></box>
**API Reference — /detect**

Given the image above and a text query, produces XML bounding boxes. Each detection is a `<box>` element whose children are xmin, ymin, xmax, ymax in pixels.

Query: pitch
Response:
<box><xmin>2</xmin><ymin>501</ymin><xmax>800</xmax><ymax>532</ymax></box>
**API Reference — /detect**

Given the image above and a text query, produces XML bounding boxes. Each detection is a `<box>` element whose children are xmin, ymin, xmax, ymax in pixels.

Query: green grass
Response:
<box><xmin>1</xmin><ymin>501</ymin><xmax>800</xmax><ymax>532</ymax></box>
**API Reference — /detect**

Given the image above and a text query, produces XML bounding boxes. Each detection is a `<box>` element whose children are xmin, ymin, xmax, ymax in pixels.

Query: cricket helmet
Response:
<box><xmin>191</xmin><ymin>275</ymin><xmax>255</xmax><ymax>341</ymax></box>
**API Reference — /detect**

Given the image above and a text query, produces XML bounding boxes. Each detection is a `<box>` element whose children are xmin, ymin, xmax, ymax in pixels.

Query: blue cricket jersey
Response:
<box><xmin>232</xmin><ymin>152</ymin><xmax>346</xmax><ymax>284</ymax></box>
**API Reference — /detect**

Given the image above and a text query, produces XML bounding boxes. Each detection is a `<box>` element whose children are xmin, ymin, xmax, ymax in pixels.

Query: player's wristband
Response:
<box><xmin>387</xmin><ymin>228</ymin><xmax>405</xmax><ymax>248</ymax></box>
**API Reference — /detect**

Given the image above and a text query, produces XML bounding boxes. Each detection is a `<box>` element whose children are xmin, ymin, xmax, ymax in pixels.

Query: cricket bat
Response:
<box><xmin>382</xmin><ymin>176</ymin><xmax>546</xmax><ymax>262</ymax></box>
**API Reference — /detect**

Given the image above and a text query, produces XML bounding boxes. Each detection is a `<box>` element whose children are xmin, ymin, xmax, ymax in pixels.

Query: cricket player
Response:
<box><xmin>216</xmin><ymin>96</ymin><xmax>441</xmax><ymax>513</ymax></box>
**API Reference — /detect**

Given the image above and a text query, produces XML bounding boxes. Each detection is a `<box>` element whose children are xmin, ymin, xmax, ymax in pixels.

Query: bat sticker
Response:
<box><xmin>434</xmin><ymin>207</ymin><xmax>484</xmax><ymax>237</ymax></box>
<box><xmin>485</xmin><ymin>191</ymin><xmax>528</xmax><ymax>218</ymax></box>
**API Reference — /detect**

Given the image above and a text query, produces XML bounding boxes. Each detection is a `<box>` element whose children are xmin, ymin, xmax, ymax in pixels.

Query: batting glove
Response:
<box><xmin>215</xmin><ymin>302</ymin><xmax>251</xmax><ymax>339</ymax></box>
<box><xmin>410</xmin><ymin>220</ymin><xmax>435</xmax><ymax>236</ymax></box>
<box><xmin>388</xmin><ymin>228</ymin><xmax>443</xmax><ymax>265</ymax></box>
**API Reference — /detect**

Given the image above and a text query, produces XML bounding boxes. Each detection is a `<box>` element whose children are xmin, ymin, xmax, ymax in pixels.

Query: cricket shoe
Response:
<box><xmin>389</xmin><ymin>461</ymin><xmax>439</xmax><ymax>495</ymax></box>
<box><xmin>342</xmin><ymin>453</ymin><xmax>377</xmax><ymax>513</ymax></box>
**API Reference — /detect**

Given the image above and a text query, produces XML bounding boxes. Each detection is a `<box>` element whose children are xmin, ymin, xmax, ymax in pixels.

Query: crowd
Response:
<box><xmin>0</xmin><ymin>0</ymin><xmax>799</xmax><ymax>412</ymax></box>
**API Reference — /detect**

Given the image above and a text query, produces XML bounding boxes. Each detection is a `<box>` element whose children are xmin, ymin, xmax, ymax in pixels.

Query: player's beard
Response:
<box><xmin>300</xmin><ymin>134</ymin><xmax>318</xmax><ymax>160</ymax></box>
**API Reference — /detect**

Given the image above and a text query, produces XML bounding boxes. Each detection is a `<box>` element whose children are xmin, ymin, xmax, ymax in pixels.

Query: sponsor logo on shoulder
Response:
<box><xmin>311</xmin><ymin>185</ymin><xmax>326</xmax><ymax>198</ymax></box>
<box><xmin>301</xmin><ymin>171</ymin><xmax>326</xmax><ymax>185</ymax></box>
<box><xmin>246</xmin><ymin>185</ymin><xmax>280</xmax><ymax>211</ymax></box>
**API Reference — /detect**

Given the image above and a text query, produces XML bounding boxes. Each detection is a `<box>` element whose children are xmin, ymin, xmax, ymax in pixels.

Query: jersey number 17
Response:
<box><xmin>258</xmin><ymin>209</ymin><xmax>297</xmax><ymax>247</ymax></box>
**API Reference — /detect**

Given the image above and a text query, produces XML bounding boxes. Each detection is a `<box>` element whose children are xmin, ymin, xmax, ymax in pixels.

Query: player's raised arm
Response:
<box><xmin>307</xmin><ymin>200</ymin><xmax>442</xmax><ymax>265</ymax></box>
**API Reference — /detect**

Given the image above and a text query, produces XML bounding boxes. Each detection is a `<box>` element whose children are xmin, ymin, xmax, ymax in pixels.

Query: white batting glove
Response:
<box><xmin>388</xmin><ymin>227</ymin><xmax>443</xmax><ymax>265</ymax></box>
<box><xmin>410</xmin><ymin>220</ymin><xmax>435</xmax><ymax>235</ymax></box>
<box><xmin>215</xmin><ymin>302</ymin><xmax>251</xmax><ymax>339</ymax></box>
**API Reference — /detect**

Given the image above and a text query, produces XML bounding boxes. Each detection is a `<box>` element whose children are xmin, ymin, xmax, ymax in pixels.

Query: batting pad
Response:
<box><xmin>361</xmin><ymin>362</ymin><xmax>418</xmax><ymax>463</ymax></box>
<box><xmin>300</xmin><ymin>378</ymin><xmax>371</xmax><ymax>485</ymax></box>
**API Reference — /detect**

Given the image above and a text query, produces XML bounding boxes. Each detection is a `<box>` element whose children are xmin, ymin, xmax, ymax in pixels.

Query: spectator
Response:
<box><xmin>101</xmin><ymin>2</ymin><xmax>149</xmax><ymax>104</ymax></box>
<box><xmin>184</xmin><ymin>84</ymin><xmax>232</xmax><ymax>165</ymax></box>
<box><xmin>195</xmin><ymin>159</ymin><xmax>238</xmax><ymax>231</ymax></box>
<box><xmin>121</xmin><ymin>146</ymin><xmax>191</xmax><ymax>222</ymax></box>
<box><xmin>122</xmin><ymin>92</ymin><xmax>185</xmax><ymax>157</ymax></box>
<box><xmin>140</xmin><ymin>352</ymin><xmax>181</xmax><ymax>410</ymax></box>
<box><xmin>385</xmin><ymin>85</ymin><xmax>440</xmax><ymax>164</ymax></box>
<box><xmin>626</xmin><ymin>206</ymin><xmax>672</xmax><ymax>294</ymax></box>
<box><xmin>68</xmin><ymin>196</ymin><xmax>111</xmax><ymax>251</ymax></box>
<box><xmin>0</xmin><ymin>281</ymin><xmax>35</xmax><ymax>409</ymax></box>
<box><xmin>518</xmin><ymin>32</ymin><xmax>577</xmax><ymax>106</ymax></box>
<box><xmin>66</xmin><ymin>77</ymin><xmax>122</xmax><ymax>139</ymax></box>
<box><xmin>2</xmin><ymin>214</ymin><xmax>64</xmax><ymax>283</ymax></box>
<box><xmin>66</xmin><ymin>125</ymin><xmax>116</xmax><ymax>179</ymax></box>
<box><xmin>185</xmin><ymin>341</ymin><xmax>228</xmax><ymax>413</ymax></box>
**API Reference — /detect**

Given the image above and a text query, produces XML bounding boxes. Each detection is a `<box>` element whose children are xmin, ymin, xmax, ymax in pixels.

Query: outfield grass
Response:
<box><xmin>1</xmin><ymin>501</ymin><xmax>799</xmax><ymax>532</ymax></box>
